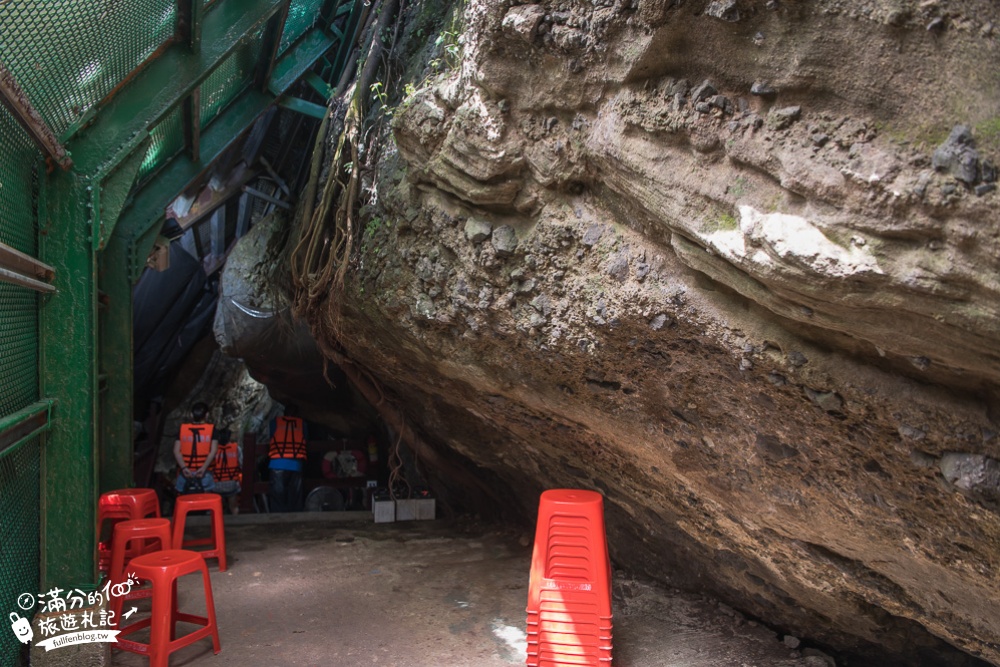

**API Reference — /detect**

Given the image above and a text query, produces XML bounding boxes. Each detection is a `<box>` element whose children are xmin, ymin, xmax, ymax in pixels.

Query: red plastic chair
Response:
<box><xmin>116</xmin><ymin>549</ymin><xmax>221</xmax><ymax>666</ymax></box>
<box><xmin>172</xmin><ymin>493</ymin><xmax>227</xmax><ymax>571</ymax></box>
<box><xmin>107</xmin><ymin>518</ymin><xmax>172</xmax><ymax>620</ymax></box>
<box><xmin>526</xmin><ymin>489</ymin><xmax>613</xmax><ymax>667</ymax></box>
<box><xmin>98</xmin><ymin>488</ymin><xmax>160</xmax><ymax>573</ymax></box>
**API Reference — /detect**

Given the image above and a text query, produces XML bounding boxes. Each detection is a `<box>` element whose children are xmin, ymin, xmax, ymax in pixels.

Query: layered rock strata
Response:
<box><xmin>306</xmin><ymin>0</ymin><xmax>1000</xmax><ymax>664</ymax></box>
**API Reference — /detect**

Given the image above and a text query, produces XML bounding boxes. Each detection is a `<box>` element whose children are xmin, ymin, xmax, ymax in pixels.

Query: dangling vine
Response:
<box><xmin>290</xmin><ymin>0</ymin><xmax>403</xmax><ymax>337</ymax></box>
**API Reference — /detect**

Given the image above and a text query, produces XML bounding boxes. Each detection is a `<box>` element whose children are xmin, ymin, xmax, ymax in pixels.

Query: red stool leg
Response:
<box><xmin>212</xmin><ymin>502</ymin><xmax>227</xmax><ymax>572</ymax></box>
<box><xmin>199</xmin><ymin>559</ymin><xmax>222</xmax><ymax>653</ymax></box>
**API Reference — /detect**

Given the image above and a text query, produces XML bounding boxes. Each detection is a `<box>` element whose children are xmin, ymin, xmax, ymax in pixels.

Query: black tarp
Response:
<box><xmin>133</xmin><ymin>243</ymin><xmax>218</xmax><ymax>411</ymax></box>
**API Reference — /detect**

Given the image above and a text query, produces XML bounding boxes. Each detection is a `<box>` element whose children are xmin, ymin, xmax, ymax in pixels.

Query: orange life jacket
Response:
<box><xmin>212</xmin><ymin>441</ymin><xmax>242</xmax><ymax>482</ymax></box>
<box><xmin>179</xmin><ymin>422</ymin><xmax>214</xmax><ymax>470</ymax></box>
<box><xmin>268</xmin><ymin>416</ymin><xmax>306</xmax><ymax>460</ymax></box>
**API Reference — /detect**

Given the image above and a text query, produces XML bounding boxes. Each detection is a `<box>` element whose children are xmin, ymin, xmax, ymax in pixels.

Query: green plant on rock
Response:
<box><xmin>364</xmin><ymin>216</ymin><xmax>384</xmax><ymax>239</ymax></box>
<box><xmin>371</xmin><ymin>81</ymin><xmax>392</xmax><ymax>118</ymax></box>
<box><xmin>428</xmin><ymin>3</ymin><xmax>464</xmax><ymax>73</ymax></box>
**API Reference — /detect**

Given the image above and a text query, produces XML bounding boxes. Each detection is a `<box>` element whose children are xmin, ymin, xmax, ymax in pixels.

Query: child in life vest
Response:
<box><xmin>211</xmin><ymin>427</ymin><xmax>243</xmax><ymax>514</ymax></box>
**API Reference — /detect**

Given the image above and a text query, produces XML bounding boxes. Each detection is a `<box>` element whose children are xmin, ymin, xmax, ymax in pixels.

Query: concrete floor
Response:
<box><xmin>111</xmin><ymin>513</ymin><xmax>831</xmax><ymax>667</ymax></box>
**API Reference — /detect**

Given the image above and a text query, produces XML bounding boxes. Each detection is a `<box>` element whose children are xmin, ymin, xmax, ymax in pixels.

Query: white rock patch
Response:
<box><xmin>705</xmin><ymin>206</ymin><xmax>883</xmax><ymax>278</ymax></box>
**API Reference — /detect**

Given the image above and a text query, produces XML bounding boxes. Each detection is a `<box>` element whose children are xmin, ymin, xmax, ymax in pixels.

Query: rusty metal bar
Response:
<box><xmin>0</xmin><ymin>61</ymin><xmax>73</xmax><ymax>170</ymax></box>
<box><xmin>0</xmin><ymin>240</ymin><xmax>55</xmax><ymax>281</ymax></box>
<box><xmin>0</xmin><ymin>401</ymin><xmax>54</xmax><ymax>457</ymax></box>
<box><xmin>0</xmin><ymin>267</ymin><xmax>56</xmax><ymax>293</ymax></box>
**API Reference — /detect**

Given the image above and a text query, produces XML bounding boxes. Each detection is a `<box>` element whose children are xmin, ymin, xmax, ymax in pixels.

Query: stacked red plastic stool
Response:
<box><xmin>106</xmin><ymin>518</ymin><xmax>173</xmax><ymax>620</ymax></box>
<box><xmin>526</xmin><ymin>489</ymin><xmax>613</xmax><ymax>666</ymax></box>
<box><xmin>116</xmin><ymin>549</ymin><xmax>221</xmax><ymax>667</ymax></box>
<box><xmin>97</xmin><ymin>488</ymin><xmax>161</xmax><ymax>574</ymax></box>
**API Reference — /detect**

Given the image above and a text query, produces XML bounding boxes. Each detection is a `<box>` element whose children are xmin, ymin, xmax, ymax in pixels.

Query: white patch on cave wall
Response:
<box><xmin>704</xmin><ymin>205</ymin><xmax>883</xmax><ymax>278</ymax></box>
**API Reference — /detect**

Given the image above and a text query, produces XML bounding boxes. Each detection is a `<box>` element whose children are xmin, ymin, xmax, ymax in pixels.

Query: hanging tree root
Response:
<box><xmin>290</xmin><ymin>0</ymin><xmax>402</xmax><ymax>337</ymax></box>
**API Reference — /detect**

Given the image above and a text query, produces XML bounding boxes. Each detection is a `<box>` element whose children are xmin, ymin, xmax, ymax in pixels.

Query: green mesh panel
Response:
<box><xmin>280</xmin><ymin>0</ymin><xmax>324</xmax><ymax>54</ymax></box>
<box><xmin>0</xmin><ymin>283</ymin><xmax>38</xmax><ymax>418</ymax></box>
<box><xmin>137</xmin><ymin>105</ymin><xmax>185</xmax><ymax>184</ymax></box>
<box><xmin>0</xmin><ymin>436</ymin><xmax>41</xmax><ymax>667</ymax></box>
<box><xmin>0</xmin><ymin>107</ymin><xmax>39</xmax><ymax>256</ymax></box>
<box><xmin>200</xmin><ymin>35</ymin><xmax>265</xmax><ymax>129</ymax></box>
<box><xmin>0</xmin><ymin>0</ymin><xmax>177</xmax><ymax>136</ymax></box>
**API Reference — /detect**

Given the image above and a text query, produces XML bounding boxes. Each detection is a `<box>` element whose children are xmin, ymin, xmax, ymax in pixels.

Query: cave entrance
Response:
<box><xmin>128</xmin><ymin>104</ymin><xmax>412</xmax><ymax>518</ymax></box>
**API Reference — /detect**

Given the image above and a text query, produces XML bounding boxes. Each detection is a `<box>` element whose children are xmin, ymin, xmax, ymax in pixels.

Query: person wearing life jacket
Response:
<box><xmin>211</xmin><ymin>427</ymin><xmax>242</xmax><ymax>514</ymax></box>
<box><xmin>173</xmin><ymin>402</ymin><xmax>218</xmax><ymax>494</ymax></box>
<box><xmin>267</xmin><ymin>403</ymin><xmax>308</xmax><ymax>512</ymax></box>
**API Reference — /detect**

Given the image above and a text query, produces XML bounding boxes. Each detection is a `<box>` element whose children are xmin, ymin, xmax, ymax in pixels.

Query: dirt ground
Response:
<box><xmin>110</xmin><ymin>513</ymin><xmax>831</xmax><ymax>667</ymax></box>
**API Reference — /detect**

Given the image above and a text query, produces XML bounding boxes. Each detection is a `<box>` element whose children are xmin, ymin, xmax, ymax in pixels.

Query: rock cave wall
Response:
<box><xmin>292</xmin><ymin>0</ymin><xmax>1000</xmax><ymax>664</ymax></box>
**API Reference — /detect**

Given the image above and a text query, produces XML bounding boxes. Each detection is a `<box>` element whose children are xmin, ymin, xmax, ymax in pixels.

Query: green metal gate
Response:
<box><xmin>0</xmin><ymin>1</ymin><xmax>363</xmax><ymax>663</ymax></box>
<box><xmin>0</xmin><ymin>103</ymin><xmax>45</xmax><ymax>667</ymax></box>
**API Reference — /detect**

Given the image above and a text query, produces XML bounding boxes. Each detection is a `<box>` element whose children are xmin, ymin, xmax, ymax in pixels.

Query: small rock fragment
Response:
<box><xmin>811</xmin><ymin>132</ymin><xmax>830</xmax><ymax>146</ymax></box>
<box><xmin>926</xmin><ymin>17</ymin><xmax>945</xmax><ymax>32</ymax></box>
<box><xmin>975</xmin><ymin>183</ymin><xmax>996</xmax><ymax>196</ymax></box>
<box><xmin>502</xmin><ymin>5</ymin><xmax>546</xmax><ymax>42</ymax></box>
<box><xmin>691</xmin><ymin>79</ymin><xmax>717</xmax><ymax>102</ymax></box>
<box><xmin>705</xmin><ymin>0</ymin><xmax>740</xmax><ymax>21</ymax></box>
<box><xmin>783</xmin><ymin>635</ymin><xmax>802</xmax><ymax>649</ymax></box>
<box><xmin>650</xmin><ymin>314</ymin><xmax>668</xmax><ymax>330</ymax></box>
<box><xmin>767</xmin><ymin>106</ymin><xmax>802</xmax><ymax>130</ymax></box>
<box><xmin>805</xmin><ymin>387</ymin><xmax>843</xmax><ymax>413</ymax></box>
<box><xmin>940</xmin><ymin>453</ymin><xmax>1000</xmax><ymax>504</ymax></box>
<box><xmin>666</xmin><ymin>78</ymin><xmax>689</xmax><ymax>97</ymax></box>
<box><xmin>750</xmin><ymin>81</ymin><xmax>776</xmax><ymax>97</ymax></box>
<box><xmin>709</xmin><ymin>94</ymin><xmax>731</xmax><ymax>112</ymax></box>
<box><xmin>981</xmin><ymin>159</ymin><xmax>997</xmax><ymax>183</ymax></box>
<box><xmin>464</xmin><ymin>217</ymin><xmax>493</xmax><ymax>244</ymax></box>
<box><xmin>605</xmin><ymin>252</ymin><xmax>630</xmax><ymax>282</ymax></box>
<box><xmin>581</xmin><ymin>224</ymin><xmax>604</xmax><ymax>247</ymax></box>
<box><xmin>530</xmin><ymin>294</ymin><xmax>552</xmax><ymax>316</ymax></box>
<box><xmin>492</xmin><ymin>225</ymin><xmax>519</xmax><ymax>256</ymax></box>
<box><xmin>788</xmin><ymin>351</ymin><xmax>807</xmax><ymax>367</ymax></box>
<box><xmin>898</xmin><ymin>424</ymin><xmax>927</xmax><ymax>441</ymax></box>
<box><xmin>932</xmin><ymin>125</ymin><xmax>980</xmax><ymax>184</ymax></box>
<box><xmin>414</xmin><ymin>293</ymin><xmax>435</xmax><ymax>318</ymax></box>
<box><xmin>516</xmin><ymin>279</ymin><xmax>536</xmax><ymax>294</ymax></box>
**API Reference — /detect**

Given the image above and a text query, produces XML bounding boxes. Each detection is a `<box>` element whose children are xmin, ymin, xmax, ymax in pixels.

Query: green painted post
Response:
<box><xmin>98</xmin><ymin>232</ymin><xmax>135</xmax><ymax>493</ymax></box>
<box><xmin>39</xmin><ymin>169</ymin><xmax>98</xmax><ymax>587</ymax></box>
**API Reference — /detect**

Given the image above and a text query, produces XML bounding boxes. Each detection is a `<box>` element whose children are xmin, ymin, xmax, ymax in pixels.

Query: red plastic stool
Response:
<box><xmin>172</xmin><ymin>493</ymin><xmax>227</xmax><ymax>571</ymax></box>
<box><xmin>108</xmin><ymin>518</ymin><xmax>173</xmax><ymax>620</ymax></box>
<box><xmin>116</xmin><ymin>549</ymin><xmax>221</xmax><ymax>666</ymax></box>
<box><xmin>526</xmin><ymin>489</ymin><xmax>612</xmax><ymax>667</ymax></box>
<box><xmin>98</xmin><ymin>488</ymin><xmax>161</xmax><ymax>573</ymax></box>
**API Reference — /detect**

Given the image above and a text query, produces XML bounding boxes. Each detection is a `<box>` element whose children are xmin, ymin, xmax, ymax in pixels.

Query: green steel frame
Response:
<box><xmin>0</xmin><ymin>0</ymin><xmax>365</xmax><ymax>590</ymax></box>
